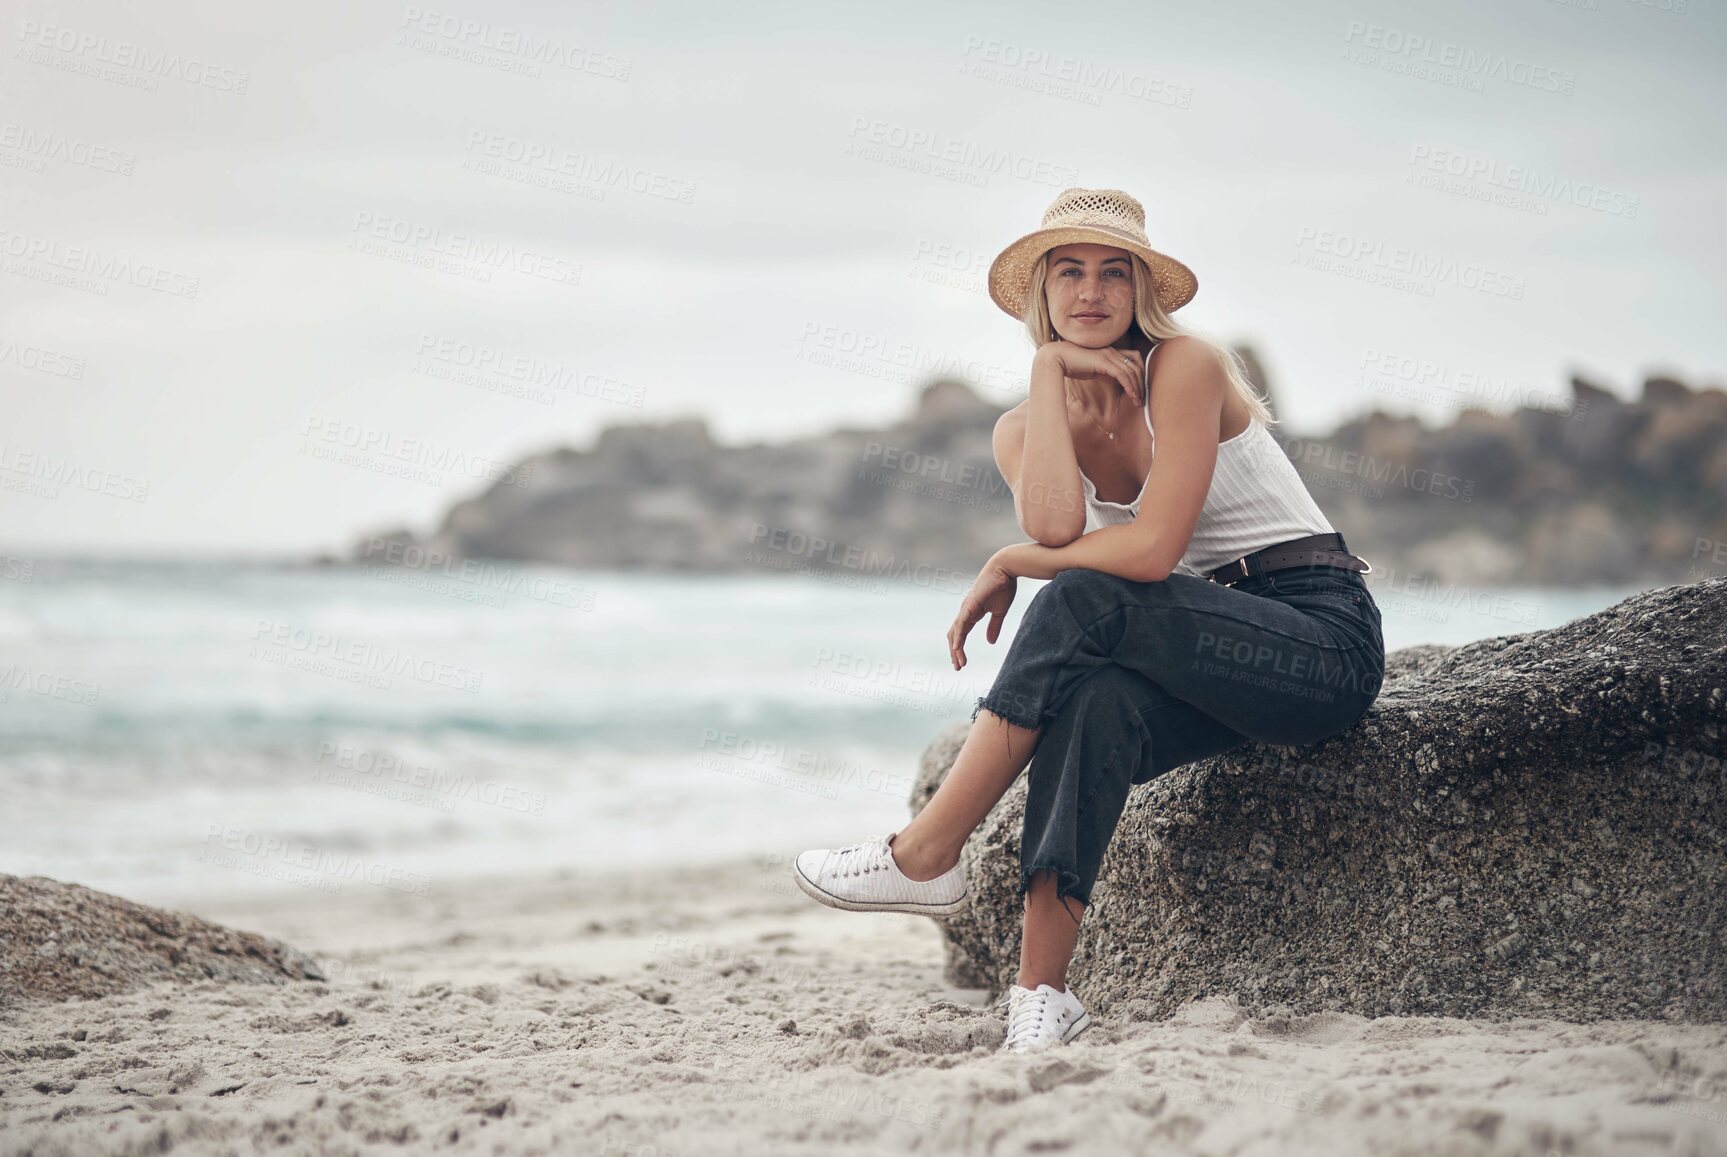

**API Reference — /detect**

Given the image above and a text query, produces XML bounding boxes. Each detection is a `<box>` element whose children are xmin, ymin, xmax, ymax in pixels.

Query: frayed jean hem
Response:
<box><xmin>1018</xmin><ymin>863</ymin><xmax>1089</xmax><ymax>908</ymax></box>
<box><xmin>971</xmin><ymin>692</ymin><xmax>1046</xmax><ymax>732</ymax></box>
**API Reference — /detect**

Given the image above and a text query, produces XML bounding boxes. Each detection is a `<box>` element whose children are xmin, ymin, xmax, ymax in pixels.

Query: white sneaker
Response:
<box><xmin>792</xmin><ymin>833</ymin><xmax>967</xmax><ymax>916</ymax></box>
<box><xmin>1000</xmin><ymin>983</ymin><xmax>1091</xmax><ymax>1053</ymax></box>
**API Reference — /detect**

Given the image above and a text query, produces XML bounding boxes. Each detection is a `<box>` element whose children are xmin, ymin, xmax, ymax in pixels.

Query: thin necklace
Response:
<box><xmin>1074</xmin><ymin>393</ymin><xmax>1120</xmax><ymax>440</ymax></box>
<box><xmin>1068</xmin><ymin>351</ymin><xmax>1139</xmax><ymax>440</ymax></box>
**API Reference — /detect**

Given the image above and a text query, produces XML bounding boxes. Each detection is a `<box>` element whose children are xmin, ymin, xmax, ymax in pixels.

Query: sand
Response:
<box><xmin>4</xmin><ymin>859</ymin><xmax>1727</xmax><ymax>1156</ymax></box>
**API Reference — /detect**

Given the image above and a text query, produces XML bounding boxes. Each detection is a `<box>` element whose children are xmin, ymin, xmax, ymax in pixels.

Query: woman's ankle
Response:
<box><xmin>1015</xmin><ymin>971</ymin><xmax>1069</xmax><ymax>992</ymax></box>
<box><xmin>887</xmin><ymin>830</ymin><xmax>960</xmax><ymax>882</ymax></box>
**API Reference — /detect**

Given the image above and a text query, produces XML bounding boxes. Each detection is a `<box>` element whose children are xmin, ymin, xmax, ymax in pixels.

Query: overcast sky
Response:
<box><xmin>2</xmin><ymin>0</ymin><xmax>1722</xmax><ymax>556</ymax></box>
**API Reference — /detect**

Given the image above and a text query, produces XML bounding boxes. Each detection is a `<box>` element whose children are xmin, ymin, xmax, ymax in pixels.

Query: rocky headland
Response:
<box><xmin>344</xmin><ymin>354</ymin><xmax>1727</xmax><ymax>589</ymax></box>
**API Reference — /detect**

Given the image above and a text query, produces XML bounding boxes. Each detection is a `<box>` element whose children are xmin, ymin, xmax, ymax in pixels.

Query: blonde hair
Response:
<box><xmin>1021</xmin><ymin>250</ymin><xmax>1277</xmax><ymax>427</ymax></box>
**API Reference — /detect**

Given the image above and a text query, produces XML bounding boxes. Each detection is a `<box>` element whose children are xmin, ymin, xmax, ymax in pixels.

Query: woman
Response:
<box><xmin>792</xmin><ymin>188</ymin><xmax>1386</xmax><ymax>1054</ymax></box>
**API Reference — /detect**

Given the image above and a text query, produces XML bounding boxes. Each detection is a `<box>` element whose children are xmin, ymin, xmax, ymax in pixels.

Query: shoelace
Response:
<box><xmin>829</xmin><ymin>836</ymin><xmax>893</xmax><ymax>879</ymax></box>
<box><xmin>1002</xmin><ymin>988</ymin><xmax>1053</xmax><ymax>1050</ymax></box>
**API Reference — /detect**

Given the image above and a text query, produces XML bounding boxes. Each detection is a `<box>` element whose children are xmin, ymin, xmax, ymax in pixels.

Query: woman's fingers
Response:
<box><xmin>950</xmin><ymin>600</ymin><xmax>981</xmax><ymax>669</ymax></box>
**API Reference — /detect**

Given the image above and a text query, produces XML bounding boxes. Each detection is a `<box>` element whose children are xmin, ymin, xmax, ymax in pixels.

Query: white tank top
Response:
<box><xmin>1078</xmin><ymin>351</ymin><xmax>1336</xmax><ymax>578</ymax></box>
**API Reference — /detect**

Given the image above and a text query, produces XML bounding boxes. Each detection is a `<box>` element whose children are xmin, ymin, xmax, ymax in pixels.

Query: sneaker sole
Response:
<box><xmin>792</xmin><ymin>862</ymin><xmax>968</xmax><ymax>917</ymax></box>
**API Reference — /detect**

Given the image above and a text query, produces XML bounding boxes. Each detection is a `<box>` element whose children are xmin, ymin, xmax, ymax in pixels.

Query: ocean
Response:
<box><xmin>0</xmin><ymin>559</ymin><xmax>1650</xmax><ymax>907</ymax></box>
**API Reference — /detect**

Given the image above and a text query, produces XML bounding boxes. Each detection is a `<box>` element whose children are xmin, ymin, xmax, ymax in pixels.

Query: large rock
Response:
<box><xmin>0</xmin><ymin>875</ymin><xmax>325</xmax><ymax>1006</ymax></box>
<box><xmin>911</xmin><ymin>579</ymin><xmax>1727</xmax><ymax>1023</ymax></box>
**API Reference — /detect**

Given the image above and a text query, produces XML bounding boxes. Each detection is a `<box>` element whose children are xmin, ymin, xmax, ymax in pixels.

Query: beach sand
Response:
<box><xmin>4</xmin><ymin>859</ymin><xmax>1726</xmax><ymax>1156</ymax></box>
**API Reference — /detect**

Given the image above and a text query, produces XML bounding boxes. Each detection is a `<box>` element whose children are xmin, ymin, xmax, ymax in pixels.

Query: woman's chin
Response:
<box><xmin>1059</xmin><ymin>334</ymin><xmax>1125</xmax><ymax>350</ymax></box>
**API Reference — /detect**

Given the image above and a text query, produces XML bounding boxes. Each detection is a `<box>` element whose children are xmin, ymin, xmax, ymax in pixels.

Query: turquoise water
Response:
<box><xmin>0</xmin><ymin>560</ymin><xmax>1649</xmax><ymax>905</ymax></box>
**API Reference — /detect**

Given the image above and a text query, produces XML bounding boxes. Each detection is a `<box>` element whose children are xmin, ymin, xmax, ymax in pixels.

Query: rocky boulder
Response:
<box><xmin>0</xmin><ymin>875</ymin><xmax>325</xmax><ymax>1006</ymax></box>
<box><xmin>911</xmin><ymin>578</ymin><xmax>1727</xmax><ymax>1023</ymax></box>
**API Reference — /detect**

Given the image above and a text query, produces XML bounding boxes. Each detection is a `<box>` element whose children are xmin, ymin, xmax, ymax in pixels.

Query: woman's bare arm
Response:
<box><xmin>995</xmin><ymin>344</ymin><xmax>1143</xmax><ymax>546</ymax></box>
<box><xmin>991</xmin><ymin>399</ymin><xmax>1084</xmax><ymax>548</ymax></box>
<box><xmin>992</xmin><ymin>336</ymin><xmax>1227</xmax><ymax>583</ymax></box>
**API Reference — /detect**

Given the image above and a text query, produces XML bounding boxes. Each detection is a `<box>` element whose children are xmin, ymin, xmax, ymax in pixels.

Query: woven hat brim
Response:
<box><xmin>988</xmin><ymin>224</ymin><xmax>1198</xmax><ymax>321</ymax></box>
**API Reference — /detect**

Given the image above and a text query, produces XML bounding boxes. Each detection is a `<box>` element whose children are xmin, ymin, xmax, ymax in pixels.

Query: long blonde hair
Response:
<box><xmin>1021</xmin><ymin>250</ymin><xmax>1276</xmax><ymax>427</ymax></box>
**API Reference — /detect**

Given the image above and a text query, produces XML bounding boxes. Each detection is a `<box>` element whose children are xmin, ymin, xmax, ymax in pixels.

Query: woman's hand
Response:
<box><xmin>948</xmin><ymin>552</ymin><xmax>1019</xmax><ymax>670</ymax></box>
<box><xmin>1038</xmin><ymin>341</ymin><xmax>1144</xmax><ymax>404</ymax></box>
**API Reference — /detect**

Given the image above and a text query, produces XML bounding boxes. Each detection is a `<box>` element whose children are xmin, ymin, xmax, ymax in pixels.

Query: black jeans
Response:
<box><xmin>969</xmin><ymin>564</ymin><xmax>1385</xmax><ymax>906</ymax></box>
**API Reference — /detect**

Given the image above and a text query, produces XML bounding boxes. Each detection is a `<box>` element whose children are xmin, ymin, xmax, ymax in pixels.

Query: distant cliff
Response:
<box><xmin>345</xmin><ymin>350</ymin><xmax>1727</xmax><ymax>589</ymax></box>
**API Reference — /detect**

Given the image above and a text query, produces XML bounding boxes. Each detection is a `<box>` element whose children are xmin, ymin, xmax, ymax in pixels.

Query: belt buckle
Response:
<box><xmin>1226</xmin><ymin>557</ymin><xmax>1252</xmax><ymax>585</ymax></box>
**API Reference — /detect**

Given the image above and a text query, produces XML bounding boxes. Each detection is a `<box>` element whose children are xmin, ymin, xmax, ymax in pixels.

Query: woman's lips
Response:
<box><xmin>1073</xmin><ymin>314</ymin><xmax>1108</xmax><ymax>322</ymax></box>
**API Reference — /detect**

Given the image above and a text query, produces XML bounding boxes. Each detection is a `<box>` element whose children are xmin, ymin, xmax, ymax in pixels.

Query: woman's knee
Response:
<box><xmin>1041</xmin><ymin>568</ymin><xmax>1147</xmax><ymax>620</ymax></box>
<box><xmin>1068</xmin><ymin>663</ymin><xmax>1152</xmax><ymax>711</ymax></box>
<box><xmin>1018</xmin><ymin>569</ymin><xmax>1130</xmax><ymax>631</ymax></box>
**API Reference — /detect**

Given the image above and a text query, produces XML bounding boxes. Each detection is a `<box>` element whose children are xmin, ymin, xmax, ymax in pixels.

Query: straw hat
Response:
<box><xmin>987</xmin><ymin>187</ymin><xmax>1198</xmax><ymax>321</ymax></box>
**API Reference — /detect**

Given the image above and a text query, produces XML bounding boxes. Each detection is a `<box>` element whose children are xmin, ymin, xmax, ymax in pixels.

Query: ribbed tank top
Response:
<box><xmin>1078</xmin><ymin>353</ymin><xmax>1335</xmax><ymax>578</ymax></box>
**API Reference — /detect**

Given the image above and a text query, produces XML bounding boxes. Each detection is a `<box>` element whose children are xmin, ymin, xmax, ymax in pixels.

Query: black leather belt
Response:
<box><xmin>1206</xmin><ymin>532</ymin><xmax>1373</xmax><ymax>586</ymax></box>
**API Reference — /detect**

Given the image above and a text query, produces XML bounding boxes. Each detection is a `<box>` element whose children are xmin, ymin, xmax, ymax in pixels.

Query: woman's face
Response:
<box><xmin>1043</xmin><ymin>242</ymin><xmax>1135</xmax><ymax>348</ymax></box>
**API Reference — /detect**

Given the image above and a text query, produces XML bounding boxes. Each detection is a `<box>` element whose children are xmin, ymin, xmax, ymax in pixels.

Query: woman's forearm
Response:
<box><xmin>1014</xmin><ymin>350</ymin><xmax>1088</xmax><ymax>544</ymax></box>
<box><xmin>996</xmin><ymin>523</ymin><xmax>1172</xmax><ymax>584</ymax></box>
